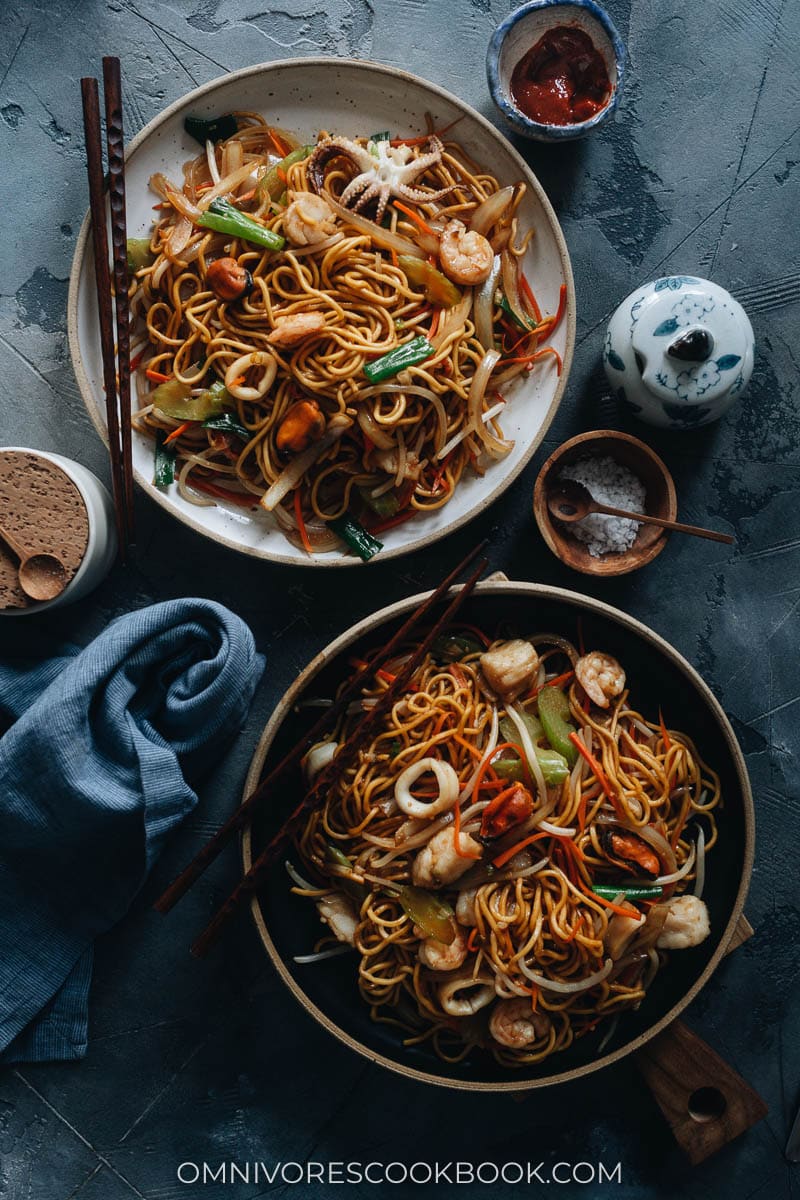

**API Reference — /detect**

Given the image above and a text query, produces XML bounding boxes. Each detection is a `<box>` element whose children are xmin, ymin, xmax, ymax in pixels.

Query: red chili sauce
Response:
<box><xmin>510</xmin><ymin>25</ymin><xmax>611</xmax><ymax>126</ymax></box>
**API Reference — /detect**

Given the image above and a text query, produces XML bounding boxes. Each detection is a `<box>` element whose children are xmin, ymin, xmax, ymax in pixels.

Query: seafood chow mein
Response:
<box><xmin>128</xmin><ymin>112</ymin><xmax>566</xmax><ymax>559</ymax></box>
<box><xmin>288</xmin><ymin>628</ymin><xmax>719</xmax><ymax>1067</ymax></box>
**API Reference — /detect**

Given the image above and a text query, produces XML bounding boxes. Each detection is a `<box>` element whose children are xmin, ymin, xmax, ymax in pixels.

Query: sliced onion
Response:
<box><xmin>528</xmin><ymin>633</ymin><xmax>579</xmax><ymax>665</ymax></box>
<box><xmin>395</xmin><ymin>757</ymin><xmax>460</xmax><ymax>819</ymax></box>
<box><xmin>326</xmin><ymin>194</ymin><xmax>424</xmax><ymax>258</ymax></box>
<box><xmin>431</xmin><ymin>287</ymin><xmax>473</xmax><ymax>352</ymax></box>
<box><xmin>272</xmin><ymin>502</ymin><xmax>342</xmax><ymax>551</ymax></box>
<box><xmin>693</xmin><ymin>827</ymin><xmax>706</xmax><ymax>899</ymax></box>
<box><xmin>260</xmin><ymin>415</ymin><xmax>351</xmax><ymax>511</ymax></box>
<box><xmin>165</xmin><ymin>215</ymin><xmax>193</xmax><ymax>260</ymax></box>
<box><xmin>518</xmin><ymin>957</ymin><xmax>613</xmax><ymax>994</ymax></box>
<box><xmin>286</xmin><ymin>233</ymin><xmax>344</xmax><ymax>257</ymax></box>
<box><xmin>206</xmin><ymin>139</ymin><xmax>221</xmax><ymax>185</ymax></box>
<box><xmin>303</xmin><ymin>740</ymin><xmax>339</xmax><ymax>783</ymax></box>
<box><xmin>469</xmin><ymin>186</ymin><xmax>515</xmax><ymax>236</ymax></box>
<box><xmin>357</xmin><ymin>407</ymin><xmax>395</xmax><ymax>450</ymax></box>
<box><xmin>506</xmin><ymin>704</ymin><xmax>547</xmax><ymax>800</ymax></box>
<box><xmin>467</xmin><ymin>349</ymin><xmax>513</xmax><ymax>458</ymax></box>
<box><xmin>596</xmin><ymin>1014</ymin><xmax>620</xmax><ymax>1055</ymax></box>
<box><xmin>538</xmin><ymin>821</ymin><xmax>577</xmax><ymax>838</ymax></box>
<box><xmin>436</xmin><ymin>400</ymin><xmax>505</xmax><ymax>462</ymax></box>
<box><xmin>500</xmin><ymin>249</ymin><xmax>530</xmax><ymax>329</ymax></box>
<box><xmin>474</xmin><ymin>255</ymin><xmax>501</xmax><ymax>351</ymax></box>
<box><xmin>653</xmin><ymin>842</ymin><xmax>696</xmax><ymax>886</ymax></box>
<box><xmin>197</xmin><ymin>160</ymin><xmax>261</xmax><ymax>210</ymax></box>
<box><xmin>294</xmin><ymin>945</ymin><xmax>353</xmax><ymax>964</ymax></box>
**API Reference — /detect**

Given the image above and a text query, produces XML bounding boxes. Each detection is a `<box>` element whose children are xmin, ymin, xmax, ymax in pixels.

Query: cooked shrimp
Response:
<box><xmin>439</xmin><ymin>219</ymin><xmax>494</xmax><ymax>285</ymax></box>
<box><xmin>417</xmin><ymin>926</ymin><xmax>468</xmax><ymax>971</ymax></box>
<box><xmin>656</xmin><ymin>895</ymin><xmax>710</xmax><ymax>950</ymax></box>
<box><xmin>456</xmin><ymin>886</ymin><xmax>479</xmax><ymax>927</ymax></box>
<box><xmin>283</xmin><ymin>191</ymin><xmax>337</xmax><ymax>245</ymax></box>
<box><xmin>575</xmin><ymin>651</ymin><xmax>626</xmax><ymax>709</ymax></box>
<box><xmin>480</xmin><ymin>639</ymin><xmax>539</xmax><ymax>700</ymax></box>
<box><xmin>438</xmin><ymin>970</ymin><xmax>495</xmax><ymax>1016</ymax></box>
<box><xmin>317</xmin><ymin>892</ymin><xmax>358</xmax><ymax>946</ymax></box>
<box><xmin>489</xmin><ymin>999</ymin><xmax>553</xmax><ymax>1049</ymax></box>
<box><xmin>267</xmin><ymin>311</ymin><xmax>327</xmax><ymax>347</ymax></box>
<box><xmin>412</xmin><ymin>826</ymin><xmax>481</xmax><ymax>888</ymax></box>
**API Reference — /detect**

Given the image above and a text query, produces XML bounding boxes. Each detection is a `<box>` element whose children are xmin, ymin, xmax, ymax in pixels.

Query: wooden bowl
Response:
<box><xmin>533</xmin><ymin>429</ymin><xmax>677</xmax><ymax>576</ymax></box>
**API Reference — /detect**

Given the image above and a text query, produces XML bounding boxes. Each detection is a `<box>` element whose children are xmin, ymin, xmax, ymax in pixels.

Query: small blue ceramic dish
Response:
<box><xmin>487</xmin><ymin>0</ymin><xmax>626</xmax><ymax>142</ymax></box>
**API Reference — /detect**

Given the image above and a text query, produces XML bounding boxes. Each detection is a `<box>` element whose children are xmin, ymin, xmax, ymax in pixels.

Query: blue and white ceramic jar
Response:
<box><xmin>603</xmin><ymin>276</ymin><xmax>755</xmax><ymax>429</ymax></box>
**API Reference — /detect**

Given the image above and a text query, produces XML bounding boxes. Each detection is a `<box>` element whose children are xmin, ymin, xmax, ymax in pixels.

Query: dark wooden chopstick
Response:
<box><xmin>154</xmin><ymin>540</ymin><xmax>488</xmax><ymax>916</ymax></box>
<box><xmin>80</xmin><ymin>76</ymin><xmax>129</xmax><ymax>561</ymax></box>
<box><xmin>80</xmin><ymin>61</ymin><xmax>134</xmax><ymax>560</ymax></box>
<box><xmin>102</xmin><ymin>57</ymin><xmax>135</xmax><ymax>543</ymax></box>
<box><xmin>190</xmin><ymin>553</ymin><xmax>489</xmax><ymax>958</ymax></box>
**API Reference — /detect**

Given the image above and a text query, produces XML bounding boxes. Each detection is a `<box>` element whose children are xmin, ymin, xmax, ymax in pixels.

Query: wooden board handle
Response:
<box><xmin>635</xmin><ymin>1019</ymin><xmax>767</xmax><ymax>1164</ymax></box>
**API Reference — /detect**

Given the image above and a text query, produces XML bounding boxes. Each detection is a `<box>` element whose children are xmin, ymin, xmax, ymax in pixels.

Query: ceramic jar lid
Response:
<box><xmin>604</xmin><ymin>275</ymin><xmax>755</xmax><ymax>429</ymax></box>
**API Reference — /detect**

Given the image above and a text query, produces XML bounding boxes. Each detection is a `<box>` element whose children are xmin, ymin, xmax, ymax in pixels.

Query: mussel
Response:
<box><xmin>598</xmin><ymin>825</ymin><xmax>661</xmax><ymax>880</ymax></box>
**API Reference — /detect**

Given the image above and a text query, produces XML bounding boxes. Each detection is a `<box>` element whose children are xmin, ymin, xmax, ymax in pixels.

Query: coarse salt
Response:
<box><xmin>558</xmin><ymin>455</ymin><xmax>645</xmax><ymax>557</ymax></box>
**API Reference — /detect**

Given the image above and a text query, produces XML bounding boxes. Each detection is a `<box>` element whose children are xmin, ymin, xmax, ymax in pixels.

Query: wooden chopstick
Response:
<box><xmin>80</xmin><ymin>76</ymin><xmax>129</xmax><ymax>561</ymax></box>
<box><xmin>102</xmin><ymin>57</ymin><xmax>135</xmax><ymax>544</ymax></box>
<box><xmin>190</xmin><ymin>553</ymin><xmax>489</xmax><ymax>958</ymax></box>
<box><xmin>154</xmin><ymin>540</ymin><xmax>488</xmax><ymax>915</ymax></box>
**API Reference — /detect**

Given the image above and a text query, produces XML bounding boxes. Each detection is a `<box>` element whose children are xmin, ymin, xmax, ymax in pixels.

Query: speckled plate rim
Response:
<box><xmin>241</xmin><ymin>580</ymin><xmax>754</xmax><ymax>1091</ymax></box>
<box><xmin>67</xmin><ymin>56</ymin><xmax>576</xmax><ymax>569</ymax></box>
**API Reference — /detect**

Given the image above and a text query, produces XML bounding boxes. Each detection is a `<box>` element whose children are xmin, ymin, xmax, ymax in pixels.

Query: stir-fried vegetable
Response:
<box><xmin>197</xmin><ymin>198</ymin><xmax>286</xmax><ymax>250</ymax></box>
<box><xmin>398</xmin><ymin>256</ymin><xmax>461</xmax><ymax>308</ymax></box>
<box><xmin>126</xmin><ymin>237</ymin><xmax>153</xmax><ymax>273</ymax></box>
<box><xmin>370</xmin><ymin>130</ymin><xmax>390</xmax><ymax>143</ymax></box>
<box><xmin>329</xmin><ymin>514</ymin><xmax>383</xmax><ymax>562</ymax></box>
<box><xmin>183</xmin><ymin>112</ymin><xmax>238</xmax><ymax>146</ymax></box>
<box><xmin>151</xmin><ymin>377</ymin><xmax>229</xmax><ymax>421</ymax></box>
<box><xmin>255</xmin><ymin>144</ymin><xmax>316</xmax><ymax>202</ymax></box>
<box><xmin>432</xmin><ymin>632</ymin><xmax>484</xmax><ymax>663</ymax></box>
<box><xmin>153</xmin><ymin>429</ymin><xmax>176</xmax><ymax>488</ymax></box>
<box><xmin>363</xmin><ymin>336</ymin><xmax>435</xmax><ymax>383</ymax></box>
<box><xmin>500</xmin><ymin>711</ymin><xmax>542</xmax><ymax>744</ymax></box>
<box><xmin>538</xmin><ymin>686</ymin><xmax>577</xmax><ymax>765</ymax></box>
<box><xmin>592</xmin><ymin>885</ymin><xmax>664</xmax><ymax>901</ymax></box>
<box><xmin>357</xmin><ymin>484</ymin><xmax>405</xmax><ymax>518</ymax></box>
<box><xmin>493</xmin><ymin>748</ymin><xmax>569</xmax><ymax>787</ymax></box>
<box><xmin>325</xmin><ymin>844</ymin><xmax>367</xmax><ymax>901</ymax></box>
<box><xmin>397</xmin><ymin>886</ymin><xmax>455</xmax><ymax>944</ymax></box>
<box><xmin>202</xmin><ymin>411</ymin><xmax>250</xmax><ymax>441</ymax></box>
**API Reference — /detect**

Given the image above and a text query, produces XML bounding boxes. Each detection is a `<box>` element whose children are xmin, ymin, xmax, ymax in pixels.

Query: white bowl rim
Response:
<box><xmin>67</xmin><ymin>55</ymin><xmax>576</xmax><ymax>568</ymax></box>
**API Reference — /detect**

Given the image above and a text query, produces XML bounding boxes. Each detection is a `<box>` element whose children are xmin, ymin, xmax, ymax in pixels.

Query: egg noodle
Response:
<box><xmin>290</xmin><ymin>628</ymin><xmax>720</xmax><ymax>1067</ymax></box>
<box><xmin>128</xmin><ymin>113</ymin><xmax>564</xmax><ymax>556</ymax></box>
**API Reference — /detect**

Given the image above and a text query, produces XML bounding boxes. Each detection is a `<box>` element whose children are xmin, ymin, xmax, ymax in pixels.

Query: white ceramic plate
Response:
<box><xmin>68</xmin><ymin>57</ymin><xmax>575</xmax><ymax>567</ymax></box>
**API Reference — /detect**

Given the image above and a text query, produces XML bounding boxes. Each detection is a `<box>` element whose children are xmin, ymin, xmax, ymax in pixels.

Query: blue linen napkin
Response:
<box><xmin>0</xmin><ymin>599</ymin><xmax>264</xmax><ymax>1064</ymax></box>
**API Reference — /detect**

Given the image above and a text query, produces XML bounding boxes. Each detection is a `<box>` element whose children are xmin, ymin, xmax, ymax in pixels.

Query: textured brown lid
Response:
<box><xmin>0</xmin><ymin>450</ymin><xmax>89</xmax><ymax>609</ymax></box>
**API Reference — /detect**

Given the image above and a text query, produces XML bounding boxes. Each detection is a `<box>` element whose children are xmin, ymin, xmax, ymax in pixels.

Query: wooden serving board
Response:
<box><xmin>635</xmin><ymin>914</ymin><xmax>767</xmax><ymax>1165</ymax></box>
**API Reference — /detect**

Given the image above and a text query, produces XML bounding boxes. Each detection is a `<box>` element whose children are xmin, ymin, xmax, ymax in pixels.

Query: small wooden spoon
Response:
<box><xmin>0</xmin><ymin>522</ymin><xmax>69</xmax><ymax>601</ymax></box>
<box><xmin>548</xmin><ymin>480</ymin><xmax>734</xmax><ymax>545</ymax></box>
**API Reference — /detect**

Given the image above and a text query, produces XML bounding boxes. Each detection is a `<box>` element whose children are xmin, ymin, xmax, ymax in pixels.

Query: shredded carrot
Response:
<box><xmin>276</xmin><ymin>167</ymin><xmax>288</xmax><ymax>185</ymax></box>
<box><xmin>368</xmin><ymin>508</ymin><xmax>416</xmax><ymax>534</ymax></box>
<box><xmin>268</xmin><ymin>128</ymin><xmax>292</xmax><ymax>157</ymax></box>
<box><xmin>389</xmin><ymin>115</ymin><xmax>465</xmax><ymax>148</ymax></box>
<box><xmin>164</xmin><ymin>420</ymin><xmax>192</xmax><ymax>445</ymax></box>
<box><xmin>129</xmin><ymin>350</ymin><xmax>145</xmax><ymax>372</ymax></box>
<box><xmin>530</xmin><ymin>985</ymin><xmax>539</xmax><ymax>1013</ymax></box>
<box><xmin>501</xmin><ymin>346</ymin><xmax>563</xmax><ymax>374</ymax></box>
<box><xmin>658</xmin><ymin>709</ymin><xmax>671</xmax><ymax>751</ymax></box>
<box><xmin>293</xmin><ymin>489</ymin><xmax>313</xmax><ymax>555</ymax></box>
<box><xmin>145</xmin><ymin>368</ymin><xmax>170</xmax><ymax>383</ymax></box>
<box><xmin>535</xmin><ymin>284</ymin><xmax>568</xmax><ymax>338</ymax></box>
<box><xmin>429</xmin><ymin>308</ymin><xmax>441</xmax><ymax>339</ymax></box>
<box><xmin>451</xmin><ymin>732</ymin><xmax>485</xmax><ymax>761</ymax></box>
<box><xmin>585</xmin><ymin>890</ymin><xmax>638</xmax><ymax>919</ymax></box>
<box><xmin>568</xmin><ymin>732</ymin><xmax>625</xmax><ymax>821</ymax></box>
<box><xmin>492</xmin><ymin>831</ymin><xmax>549</xmax><ymax>870</ymax></box>
<box><xmin>471</xmin><ymin>741</ymin><xmax>525</xmax><ymax>800</ymax></box>
<box><xmin>390</xmin><ymin>246</ymin><xmax>399</xmax><ymax>269</ymax></box>
<box><xmin>452</xmin><ymin>793</ymin><xmax>481</xmax><ymax>860</ymax></box>
<box><xmin>231</xmin><ymin>374</ymin><xmax>246</xmax><ymax>387</ymax></box>
<box><xmin>376</xmin><ymin>667</ymin><xmax>396</xmax><ymax>685</ymax></box>
<box><xmin>450</xmin><ymin>664</ymin><xmax>469</xmax><ymax>690</ymax></box>
<box><xmin>189</xmin><ymin>478</ymin><xmax>258</xmax><ymax>507</ymax></box>
<box><xmin>393</xmin><ymin>199</ymin><xmax>436</xmax><ymax>239</ymax></box>
<box><xmin>362</xmin><ymin>432</ymin><xmax>375</xmax><ymax>455</ymax></box>
<box><xmin>195</xmin><ymin>182</ymin><xmax>214</xmax><ymax>194</ymax></box>
<box><xmin>236</xmin><ymin>187</ymin><xmax>256</xmax><ymax>203</ymax></box>
<box><xmin>519</xmin><ymin>272</ymin><xmax>542</xmax><ymax>322</ymax></box>
<box><xmin>467</xmin><ymin>927</ymin><xmax>480</xmax><ymax>953</ymax></box>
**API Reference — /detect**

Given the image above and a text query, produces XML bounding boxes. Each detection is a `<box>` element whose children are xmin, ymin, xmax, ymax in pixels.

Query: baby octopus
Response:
<box><xmin>307</xmin><ymin>135</ymin><xmax>453</xmax><ymax>224</ymax></box>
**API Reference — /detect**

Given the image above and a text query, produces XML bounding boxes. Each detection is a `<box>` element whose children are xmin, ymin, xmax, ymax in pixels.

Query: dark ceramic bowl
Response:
<box><xmin>241</xmin><ymin>582</ymin><xmax>753</xmax><ymax>1092</ymax></box>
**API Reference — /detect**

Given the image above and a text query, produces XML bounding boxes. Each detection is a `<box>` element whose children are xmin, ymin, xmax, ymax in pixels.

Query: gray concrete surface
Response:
<box><xmin>0</xmin><ymin>0</ymin><xmax>798</xmax><ymax>1196</ymax></box>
